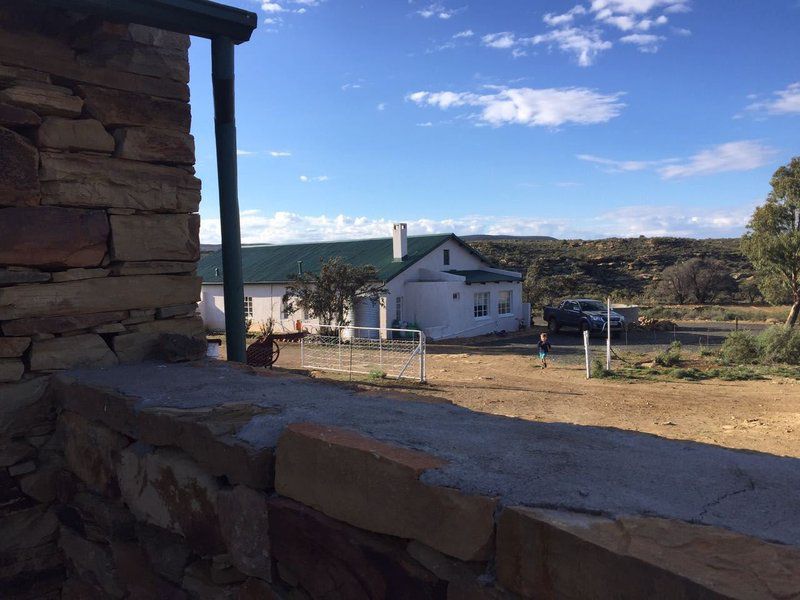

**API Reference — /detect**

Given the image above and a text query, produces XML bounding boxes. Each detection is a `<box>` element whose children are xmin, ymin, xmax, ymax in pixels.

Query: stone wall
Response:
<box><xmin>0</xmin><ymin>4</ymin><xmax>205</xmax><ymax>596</ymax></box>
<box><xmin>45</xmin><ymin>362</ymin><xmax>800</xmax><ymax>599</ymax></box>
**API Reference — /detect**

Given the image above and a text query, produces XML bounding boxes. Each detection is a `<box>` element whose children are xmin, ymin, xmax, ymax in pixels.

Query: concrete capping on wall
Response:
<box><xmin>44</xmin><ymin>361</ymin><xmax>800</xmax><ymax>599</ymax></box>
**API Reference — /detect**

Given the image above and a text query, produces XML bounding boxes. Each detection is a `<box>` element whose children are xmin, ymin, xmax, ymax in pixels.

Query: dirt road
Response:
<box><xmin>273</xmin><ymin>340</ymin><xmax>800</xmax><ymax>459</ymax></box>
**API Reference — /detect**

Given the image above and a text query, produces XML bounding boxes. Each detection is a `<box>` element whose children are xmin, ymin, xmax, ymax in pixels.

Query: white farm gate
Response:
<box><xmin>300</xmin><ymin>324</ymin><xmax>426</xmax><ymax>382</ymax></box>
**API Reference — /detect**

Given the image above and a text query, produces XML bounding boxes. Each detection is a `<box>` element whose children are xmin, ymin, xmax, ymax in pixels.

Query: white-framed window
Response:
<box><xmin>395</xmin><ymin>296</ymin><xmax>403</xmax><ymax>323</ymax></box>
<box><xmin>498</xmin><ymin>290</ymin><xmax>512</xmax><ymax>315</ymax></box>
<box><xmin>443</xmin><ymin>248</ymin><xmax>450</xmax><ymax>266</ymax></box>
<box><xmin>473</xmin><ymin>292</ymin><xmax>489</xmax><ymax>318</ymax></box>
<box><xmin>281</xmin><ymin>297</ymin><xmax>292</xmax><ymax>319</ymax></box>
<box><xmin>244</xmin><ymin>296</ymin><xmax>253</xmax><ymax>318</ymax></box>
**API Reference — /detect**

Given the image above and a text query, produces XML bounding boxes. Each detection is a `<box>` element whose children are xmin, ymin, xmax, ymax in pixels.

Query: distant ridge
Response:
<box><xmin>461</xmin><ymin>234</ymin><xmax>558</xmax><ymax>242</ymax></box>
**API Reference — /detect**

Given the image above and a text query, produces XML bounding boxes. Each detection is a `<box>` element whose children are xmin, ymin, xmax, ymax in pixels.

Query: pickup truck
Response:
<box><xmin>543</xmin><ymin>299</ymin><xmax>625</xmax><ymax>337</ymax></box>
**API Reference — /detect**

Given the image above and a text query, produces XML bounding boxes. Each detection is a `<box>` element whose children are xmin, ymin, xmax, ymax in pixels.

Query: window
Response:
<box><xmin>452</xmin><ymin>292</ymin><xmax>460</xmax><ymax>301</ymax></box>
<box><xmin>244</xmin><ymin>296</ymin><xmax>253</xmax><ymax>318</ymax></box>
<box><xmin>473</xmin><ymin>292</ymin><xmax>489</xmax><ymax>318</ymax></box>
<box><xmin>498</xmin><ymin>290</ymin><xmax>512</xmax><ymax>315</ymax></box>
<box><xmin>281</xmin><ymin>297</ymin><xmax>292</xmax><ymax>319</ymax></box>
<box><xmin>443</xmin><ymin>248</ymin><xmax>450</xmax><ymax>266</ymax></box>
<box><xmin>395</xmin><ymin>296</ymin><xmax>403</xmax><ymax>323</ymax></box>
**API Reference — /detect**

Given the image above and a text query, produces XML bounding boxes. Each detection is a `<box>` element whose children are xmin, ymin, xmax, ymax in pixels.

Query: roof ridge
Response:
<box><xmin>235</xmin><ymin>233</ymin><xmax>452</xmax><ymax>250</ymax></box>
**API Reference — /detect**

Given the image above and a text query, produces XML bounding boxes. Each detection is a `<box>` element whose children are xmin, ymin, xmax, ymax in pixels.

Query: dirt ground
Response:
<box><xmin>267</xmin><ymin>331</ymin><xmax>800</xmax><ymax>459</ymax></box>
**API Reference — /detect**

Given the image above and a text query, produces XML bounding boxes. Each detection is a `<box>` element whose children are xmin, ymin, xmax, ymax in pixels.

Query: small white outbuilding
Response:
<box><xmin>198</xmin><ymin>224</ymin><xmax>528</xmax><ymax>340</ymax></box>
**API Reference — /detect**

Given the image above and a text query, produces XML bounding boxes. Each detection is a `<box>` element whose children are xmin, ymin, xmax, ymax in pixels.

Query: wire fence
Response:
<box><xmin>300</xmin><ymin>324</ymin><xmax>426</xmax><ymax>382</ymax></box>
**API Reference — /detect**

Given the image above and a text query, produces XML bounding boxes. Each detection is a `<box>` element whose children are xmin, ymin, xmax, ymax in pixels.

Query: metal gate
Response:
<box><xmin>300</xmin><ymin>324</ymin><xmax>426</xmax><ymax>382</ymax></box>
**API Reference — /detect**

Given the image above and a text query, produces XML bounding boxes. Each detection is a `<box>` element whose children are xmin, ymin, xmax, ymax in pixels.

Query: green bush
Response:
<box><xmin>591</xmin><ymin>358</ymin><xmax>612</xmax><ymax>378</ymax></box>
<box><xmin>719</xmin><ymin>331</ymin><xmax>761</xmax><ymax>365</ymax></box>
<box><xmin>368</xmin><ymin>369</ymin><xmax>387</xmax><ymax>380</ymax></box>
<box><xmin>654</xmin><ymin>341</ymin><xmax>682</xmax><ymax>367</ymax></box>
<box><xmin>758</xmin><ymin>325</ymin><xmax>800</xmax><ymax>365</ymax></box>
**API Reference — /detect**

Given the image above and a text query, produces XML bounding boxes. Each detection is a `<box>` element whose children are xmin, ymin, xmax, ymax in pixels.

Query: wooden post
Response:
<box><xmin>584</xmin><ymin>330</ymin><xmax>591</xmax><ymax>379</ymax></box>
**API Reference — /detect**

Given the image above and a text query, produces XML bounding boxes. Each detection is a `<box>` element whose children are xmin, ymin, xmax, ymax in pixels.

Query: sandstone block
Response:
<box><xmin>59</xmin><ymin>526</ymin><xmax>125</xmax><ymax>598</ymax></box>
<box><xmin>0</xmin><ymin>358</ymin><xmax>24</xmax><ymax>382</ymax></box>
<box><xmin>135</xmin><ymin>401</ymin><xmax>275</xmax><ymax>489</ymax></box>
<box><xmin>112</xmin><ymin>316</ymin><xmax>205</xmax><ymax>363</ymax></box>
<box><xmin>136</xmin><ymin>522</ymin><xmax>193</xmax><ymax>585</ymax></box>
<box><xmin>0</xmin><ymin>376</ymin><xmax>52</xmax><ymax>437</ymax></box>
<box><xmin>2</xmin><ymin>311</ymin><xmax>128</xmax><ymax>336</ymax></box>
<box><xmin>157</xmin><ymin>304</ymin><xmax>198</xmax><ymax>319</ymax></box>
<box><xmin>111</xmin><ymin>261</ymin><xmax>196</xmax><ymax>276</ymax></box>
<box><xmin>218</xmin><ymin>486</ymin><xmax>272</xmax><ymax>581</ymax></box>
<box><xmin>110</xmin><ymin>213</ymin><xmax>200</xmax><ymax>262</ymax></box>
<box><xmin>117</xmin><ymin>444</ymin><xmax>225</xmax><ymax>554</ymax></box>
<box><xmin>69</xmin><ymin>492</ymin><xmax>137</xmax><ymax>543</ymax></box>
<box><xmin>77</xmin><ymin>84</ymin><xmax>190</xmax><ymax>131</ymax></box>
<box><xmin>92</xmin><ymin>323</ymin><xmax>127</xmax><ymax>334</ymax></box>
<box><xmin>39</xmin><ymin>152</ymin><xmax>200</xmax><ymax>212</ymax></box>
<box><xmin>0</xmin><ymin>274</ymin><xmax>201</xmax><ymax>320</ymax></box>
<box><xmin>0</xmin><ymin>268</ymin><xmax>51</xmax><ymax>285</ymax></box>
<box><xmin>0</xmin><ymin>126</ymin><xmax>39</xmax><ymax>206</ymax></box>
<box><xmin>7</xmin><ymin>459</ymin><xmax>35</xmax><ymax>476</ymax></box>
<box><xmin>0</xmin><ymin>84</ymin><xmax>83</xmax><ymax>117</ymax></box>
<box><xmin>111</xmin><ymin>540</ymin><xmax>188</xmax><ymax>600</ymax></box>
<box><xmin>268</xmin><ymin>497</ymin><xmax>446</xmax><ymax>599</ymax></box>
<box><xmin>0</xmin><ymin>440</ymin><xmax>35</xmax><ymax>468</ymax></box>
<box><xmin>113</xmin><ymin>126</ymin><xmax>195</xmax><ymax>164</ymax></box>
<box><xmin>0</xmin><ymin>336</ymin><xmax>30</xmax><ymax>357</ymax></box>
<box><xmin>0</xmin><ymin>64</ymin><xmax>50</xmax><ymax>86</ymax></box>
<box><xmin>36</xmin><ymin>117</ymin><xmax>115</xmax><ymax>153</ymax></box>
<box><xmin>127</xmin><ymin>25</ymin><xmax>190</xmax><ymax>51</ymax></box>
<box><xmin>0</xmin><ymin>102</ymin><xmax>41</xmax><ymax>128</ymax></box>
<box><xmin>182</xmin><ymin>561</ymin><xmax>239</xmax><ymax>600</ymax></box>
<box><xmin>0</xmin><ymin>206</ymin><xmax>108</xmax><ymax>268</ymax></box>
<box><xmin>159</xmin><ymin>333</ymin><xmax>208</xmax><ymax>362</ymax></box>
<box><xmin>30</xmin><ymin>333</ymin><xmax>118</xmax><ymax>371</ymax></box>
<box><xmin>60</xmin><ymin>411</ymin><xmax>130</xmax><ymax>496</ymax></box>
<box><xmin>0</xmin><ymin>506</ymin><xmax>59</xmax><ymax>556</ymax></box>
<box><xmin>18</xmin><ymin>455</ymin><xmax>63</xmax><ymax>503</ymax></box>
<box><xmin>495</xmin><ymin>506</ymin><xmax>800</xmax><ymax>600</ymax></box>
<box><xmin>51</xmin><ymin>268</ymin><xmax>109</xmax><ymax>282</ymax></box>
<box><xmin>275</xmin><ymin>423</ymin><xmax>497</xmax><ymax>562</ymax></box>
<box><xmin>79</xmin><ymin>37</ymin><xmax>189</xmax><ymax>83</ymax></box>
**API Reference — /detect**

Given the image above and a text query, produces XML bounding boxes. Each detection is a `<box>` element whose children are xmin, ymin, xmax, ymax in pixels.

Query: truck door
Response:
<box><xmin>563</xmin><ymin>301</ymin><xmax>581</xmax><ymax>327</ymax></box>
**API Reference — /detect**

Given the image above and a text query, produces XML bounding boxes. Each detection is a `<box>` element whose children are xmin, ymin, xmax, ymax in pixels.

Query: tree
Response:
<box><xmin>742</xmin><ymin>157</ymin><xmax>800</xmax><ymax>326</ymax></box>
<box><xmin>652</xmin><ymin>258</ymin><xmax>736</xmax><ymax>304</ymax></box>
<box><xmin>284</xmin><ymin>257</ymin><xmax>387</xmax><ymax>329</ymax></box>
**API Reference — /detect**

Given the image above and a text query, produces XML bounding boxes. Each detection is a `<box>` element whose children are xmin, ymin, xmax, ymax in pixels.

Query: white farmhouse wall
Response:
<box><xmin>199</xmin><ymin>237</ymin><xmax>525</xmax><ymax>340</ymax></box>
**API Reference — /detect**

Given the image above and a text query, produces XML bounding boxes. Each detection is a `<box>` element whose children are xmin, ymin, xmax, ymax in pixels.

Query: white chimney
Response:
<box><xmin>392</xmin><ymin>223</ymin><xmax>408</xmax><ymax>261</ymax></box>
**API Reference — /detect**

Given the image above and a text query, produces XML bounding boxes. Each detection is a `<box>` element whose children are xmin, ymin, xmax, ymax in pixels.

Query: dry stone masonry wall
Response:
<box><xmin>0</xmin><ymin>4</ymin><xmax>205</xmax><ymax>596</ymax></box>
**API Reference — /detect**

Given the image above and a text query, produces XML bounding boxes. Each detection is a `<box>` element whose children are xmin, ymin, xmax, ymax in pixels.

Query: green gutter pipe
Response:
<box><xmin>212</xmin><ymin>36</ymin><xmax>246</xmax><ymax>362</ymax></box>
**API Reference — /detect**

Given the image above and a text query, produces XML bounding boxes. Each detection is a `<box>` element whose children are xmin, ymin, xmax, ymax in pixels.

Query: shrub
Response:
<box><xmin>591</xmin><ymin>358</ymin><xmax>611</xmax><ymax>378</ymax></box>
<box><xmin>368</xmin><ymin>369</ymin><xmax>387</xmax><ymax>380</ymax></box>
<box><xmin>654</xmin><ymin>341</ymin><xmax>682</xmax><ymax>367</ymax></box>
<box><xmin>758</xmin><ymin>325</ymin><xmax>800</xmax><ymax>365</ymax></box>
<box><xmin>719</xmin><ymin>331</ymin><xmax>761</xmax><ymax>365</ymax></box>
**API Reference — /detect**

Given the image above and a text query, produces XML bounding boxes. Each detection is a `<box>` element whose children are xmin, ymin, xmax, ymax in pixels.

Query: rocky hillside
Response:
<box><xmin>469</xmin><ymin>237</ymin><xmax>752</xmax><ymax>301</ymax></box>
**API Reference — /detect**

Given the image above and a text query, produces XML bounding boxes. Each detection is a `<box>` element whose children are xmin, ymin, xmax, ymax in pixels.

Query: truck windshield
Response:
<box><xmin>579</xmin><ymin>301</ymin><xmax>606</xmax><ymax>311</ymax></box>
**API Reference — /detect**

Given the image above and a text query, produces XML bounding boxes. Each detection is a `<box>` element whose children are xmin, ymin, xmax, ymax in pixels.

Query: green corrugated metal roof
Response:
<box><xmin>447</xmin><ymin>270</ymin><xmax>522</xmax><ymax>284</ymax></box>
<box><xmin>199</xmin><ymin>234</ymin><xmax>469</xmax><ymax>284</ymax></box>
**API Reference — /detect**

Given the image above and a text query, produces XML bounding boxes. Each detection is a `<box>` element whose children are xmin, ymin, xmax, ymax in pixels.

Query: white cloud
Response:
<box><xmin>416</xmin><ymin>2</ymin><xmax>464</xmax><ymax>19</ymax></box>
<box><xmin>579</xmin><ymin>141</ymin><xmax>778</xmax><ymax>179</ymax></box>
<box><xmin>528</xmin><ymin>26</ymin><xmax>612</xmax><ymax>66</ymax></box>
<box><xmin>453</xmin><ymin>29</ymin><xmax>474</xmax><ymax>38</ymax></box>
<box><xmin>237</xmin><ymin>149</ymin><xmax>257</xmax><ymax>156</ymax></box>
<box><xmin>590</xmin><ymin>0</ymin><xmax>689</xmax><ymax>16</ymax></box>
<box><xmin>747</xmin><ymin>83</ymin><xmax>800</xmax><ymax>116</ymax></box>
<box><xmin>377</xmin><ymin>102</ymin><xmax>387</xmax><ymax>111</ymax></box>
<box><xmin>416</xmin><ymin>121</ymin><xmax>434</xmax><ymax>127</ymax></box>
<box><xmin>620</xmin><ymin>33</ymin><xmax>665</xmax><ymax>52</ymax></box>
<box><xmin>341</xmin><ymin>83</ymin><xmax>362</xmax><ymax>91</ymax></box>
<box><xmin>482</xmin><ymin>32</ymin><xmax>517</xmax><ymax>49</ymax></box>
<box><xmin>577</xmin><ymin>153</ymin><xmax>677</xmax><ymax>172</ymax></box>
<box><xmin>255</xmin><ymin>0</ymin><xmax>321</xmax><ymax>29</ymax></box>
<box><xmin>408</xmin><ymin>86</ymin><xmax>625</xmax><ymax>127</ymax></box>
<box><xmin>261</xmin><ymin>2</ymin><xmax>284</xmax><ymax>12</ymax></box>
<box><xmin>199</xmin><ymin>205</ymin><xmax>755</xmax><ymax>245</ymax></box>
<box><xmin>299</xmin><ymin>175</ymin><xmax>329</xmax><ymax>182</ymax></box>
<box><xmin>269</xmin><ymin>150</ymin><xmax>292</xmax><ymax>157</ymax></box>
<box><xmin>659</xmin><ymin>141</ymin><xmax>778</xmax><ymax>179</ymax></box>
<box><xmin>543</xmin><ymin>5</ymin><xmax>587</xmax><ymax>27</ymax></box>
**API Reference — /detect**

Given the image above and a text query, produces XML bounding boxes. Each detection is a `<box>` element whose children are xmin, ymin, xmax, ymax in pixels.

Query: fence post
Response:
<box><xmin>419</xmin><ymin>332</ymin><xmax>425</xmax><ymax>383</ymax></box>
<box><xmin>584</xmin><ymin>329</ymin><xmax>591</xmax><ymax>379</ymax></box>
<box><xmin>300</xmin><ymin>335</ymin><xmax>304</xmax><ymax>368</ymax></box>
<box><xmin>379</xmin><ymin>335</ymin><xmax>383</xmax><ymax>368</ymax></box>
<box><xmin>606</xmin><ymin>296</ymin><xmax>611</xmax><ymax>371</ymax></box>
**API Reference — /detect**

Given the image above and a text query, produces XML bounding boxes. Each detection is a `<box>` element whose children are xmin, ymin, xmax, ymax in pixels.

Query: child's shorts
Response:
<box><xmin>538</xmin><ymin>352</ymin><xmax>548</xmax><ymax>360</ymax></box>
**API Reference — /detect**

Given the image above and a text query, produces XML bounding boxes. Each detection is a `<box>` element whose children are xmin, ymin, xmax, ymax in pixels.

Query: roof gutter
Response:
<box><xmin>39</xmin><ymin>0</ymin><xmax>257</xmax><ymax>43</ymax></box>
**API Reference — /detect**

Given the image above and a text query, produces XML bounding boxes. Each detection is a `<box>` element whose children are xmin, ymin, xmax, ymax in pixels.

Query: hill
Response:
<box><xmin>469</xmin><ymin>237</ymin><xmax>752</xmax><ymax>301</ymax></box>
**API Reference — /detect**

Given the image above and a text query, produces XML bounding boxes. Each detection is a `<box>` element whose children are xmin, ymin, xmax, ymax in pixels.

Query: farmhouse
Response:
<box><xmin>198</xmin><ymin>224</ymin><xmax>528</xmax><ymax>340</ymax></box>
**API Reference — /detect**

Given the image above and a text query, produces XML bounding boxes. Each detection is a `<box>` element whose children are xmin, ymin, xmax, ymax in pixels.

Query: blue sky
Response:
<box><xmin>189</xmin><ymin>0</ymin><xmax>800</xmax><ymax>243</ymax></box>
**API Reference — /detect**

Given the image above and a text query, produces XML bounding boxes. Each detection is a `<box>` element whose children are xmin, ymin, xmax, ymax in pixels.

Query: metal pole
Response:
<box><xmin>584</xmin><ymin>329</ymin><xmax>591</xmax><ymax>379</ymax></box>
<box><xmin>212</xmin><ymin>36</ymin><xmax>246</xmax><ymax>363</ymax></box>
<box><xmin>606</xmin><ymin>296</ymin><xmax>611</xmax><ymax>371</ymax></box>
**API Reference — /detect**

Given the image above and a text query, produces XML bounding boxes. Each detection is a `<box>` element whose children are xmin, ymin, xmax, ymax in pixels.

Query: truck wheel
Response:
<box><xmin>547</xmin><ymin>318</ymin><xmax>559</xmax><ymax>334</ymax></box>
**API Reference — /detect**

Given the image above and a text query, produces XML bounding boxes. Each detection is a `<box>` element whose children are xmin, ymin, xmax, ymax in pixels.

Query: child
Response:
<box><xmin>537</xmin><ymin>332</ymin><xmax>552</xmax><ymax>369</ymax></box>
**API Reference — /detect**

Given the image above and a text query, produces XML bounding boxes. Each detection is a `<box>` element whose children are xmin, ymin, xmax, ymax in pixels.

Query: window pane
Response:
<box><xmin>473</xmin><ymin>292</ymin><xmax>489</xmax><ymax>318</ymax></box>
<box><xmin>443</xmin><ymin>249</ymin><xmax>450</xmax><ymax>265</ymax></box>
<box><xmin>244</xmin><ymin>296</ymin><xmax>253</xmax><ymax>318</ymax></box>
<box><xmin>395</xmin><ymin>297</ymin><xmax>403</xmax><ymax>323</ymax></box>
<box><xmin>498</xmin><ymin>290</ymin><xmax>512</xmax><ymax>315</ymax></box>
